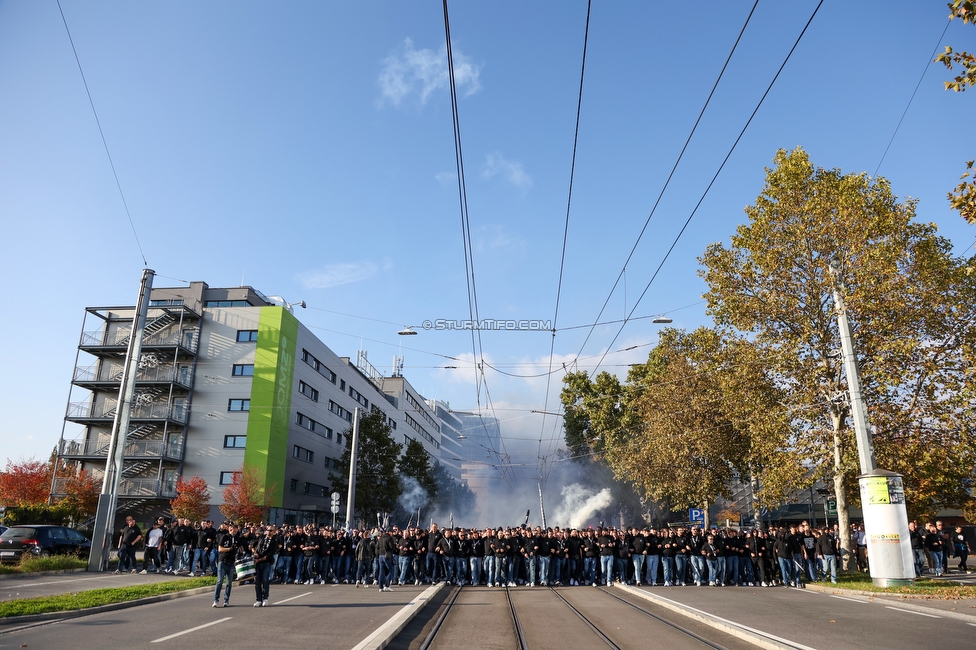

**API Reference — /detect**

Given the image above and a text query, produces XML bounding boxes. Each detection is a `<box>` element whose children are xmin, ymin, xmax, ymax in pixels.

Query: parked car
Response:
<box><xmin>0</xmin><ymin>525</ymin><xmax>92</xmax><ymax>563</ymax></box>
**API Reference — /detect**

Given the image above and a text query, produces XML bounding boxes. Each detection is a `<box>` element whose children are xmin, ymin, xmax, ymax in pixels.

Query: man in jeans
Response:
<box><xmin>165</xmin><ymin>518</ymin><xmax>192</xmax><ymax>574</ymax></box>
<box><xmin>925</xmin><ymin>522</ymin><xmax>946</xmax><ymax>576</ymax></box>
<box><xmin>116</xmin><ymin>516</ymin><xmax>142</xmax><ymax>573</ymax></box>
<box><xmin>212</xmin><ymin>523</ymin><xmax>239</xmax><ymax>607</ymax></box>
<box><xmin>817</xmin><ymin>526</ymin><xmax>839</xmax><ymax>584</ymax></box>
<box><xmin>251</xmin><ymin>526</ymin><xmax>278</xmax><ymax>606</ymax></box>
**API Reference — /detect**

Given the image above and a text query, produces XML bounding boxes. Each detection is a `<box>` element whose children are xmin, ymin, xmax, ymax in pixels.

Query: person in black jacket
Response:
<box><xmin>816</xmin><ymin>527</ymin><xmax>839</xmax><ymax>584</ymax></box>
<box><xmin>212</xmin><ymin>523</ymin><xmax>240</xmax><ymax>607</ymax></box>
<box><xmin>251</xmin><ymin>526</ymin><xmax>279</xmax><ymax>606</ymax></box>
<box><xmin>375</xmin><ymin>528</ymin><xmax>396</xmax><ymax>591</ymax></box>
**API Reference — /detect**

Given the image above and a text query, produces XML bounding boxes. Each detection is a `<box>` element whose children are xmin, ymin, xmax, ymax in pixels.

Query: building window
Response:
<box><xmin>293</xmin><ymin>445</ymin><xmax>313</xmax><ymax>463</ymax></box>
<box><xmin>349</xmin><ymin>387</ymin><xmax>368</xmax><ymax>409</ymax></box>
<box><xmin>236</xmin><ymin>330</ymin><xmax>258</xmax><ymax>342</ymax></box>
<box><xmin>329</xmin><ymin>400</ymin><xmax>352</xmax><ymax>422</ymax></box>
<box><xmin>301</xmin><ymin>349</ymin><xmax>337</xmax><ymax>383</ymax></box>
<box><xmin>336</xmin><ymin>433</ymin><xmax>344</xmax><ymax>446</ymax></box>
<box><xmin>340</xmin><ymin>379</ymin><xmax>346</xmax><ymax>391</ymax></box>
<box><xmin>224</xmin><ymin>435</ymin><xmax>247</xmax><ymax>448</ymax></box>
<box><xmin>321</xmin><ymin>425</ymin><xmax>333</xmax><ymax>440</ymax></box>
<box><xmin>149</xmin><ymin>299</ymin><xmax>184</xmax><ymax>307</ymax></box>
<box><xmin>297</xmin><ymin>412</ymin><xmax>316</xmax><ymax>432</ymax></box>
<box><xmin>232</xmin><ymin>364</ymin><xmax>254</xmax><ymax>376</ymax></box>
<box><xmin>299</xmin><ymin>381</ymin><xmax>319</xmax><ymax>402</ymax></box>
<box><xmin>290</xmin><ymin>479</ymin><xmax>298</xmax><ymax>492</ymax></box>
<box><xmin>207</xmin><ymin>300</ymin><xmax>252</xmax><ymax>308</ymax></box>
<box><xmin>219</xmin><ymin>471</ymin><xmax>240</xmax><ymax>485</ymax></box>
<box><xmin>228</xmin><ymin>399</ymin><xmax>250</xmax><ymax>412</ymax></box>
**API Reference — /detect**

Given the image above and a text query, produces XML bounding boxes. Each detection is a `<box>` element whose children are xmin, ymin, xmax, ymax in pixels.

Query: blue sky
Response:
<box><xmin>1</xmin><ymin>1</ymin><xmax>973</xmax><ymax>475</ymax></box>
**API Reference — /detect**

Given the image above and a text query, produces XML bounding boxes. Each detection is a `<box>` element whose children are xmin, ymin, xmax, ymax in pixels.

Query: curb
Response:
<box><xmin>351</xmin><ymin>583</ymin><xmax>446</xmax><ymax>650</ymax></box>
<box><xmin>0</xmin><ymin>585</ymin><xmax>215</xmax><ymax>632</ymax></box>
<box><xmin>616</xmin><ymin>584</ymin><xmax>815</xmax><ymax>650</ymax></box>
<box><xmin>0</xmin><ymin>568</ymin><xmax>87</xmax><ymax>581</ymax></box>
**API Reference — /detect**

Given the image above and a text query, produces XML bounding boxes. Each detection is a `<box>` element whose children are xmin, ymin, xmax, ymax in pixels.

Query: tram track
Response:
<box><xmin>409</xmin><ymin>583</ymin><xmax>736</xmax><ymax>650</ymax></box>
<box><xmin>417</xmin><ymin>585</ymin><xmax>527</xmax><ymax>650</ymax></box>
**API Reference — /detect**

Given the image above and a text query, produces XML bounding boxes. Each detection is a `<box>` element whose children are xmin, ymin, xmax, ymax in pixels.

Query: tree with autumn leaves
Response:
<box><xmin>564</xmin><ymin>148</ymin><xmax>976</xmax><ymax>558</ymax></box>
<box><xmin>220</xmin><ymin>465</ymin><xmax>275</xmax><ymax>524</ymax></box>
<box><xmin>936</xmin><ymin>0</ymin><xmax>976</xmax><ymax>224</ymax></box>
<box><xmin>169</xmin><ymin>476</ymin><xmax>211</xmax><ymax>521</ymax></box>
<box><xmin>0</xmin><ymin>456</ymin><xmax>100</xmax><ymax>524</ymax></box>
<box><xmin>0</xmin><ymin>458</ymin><xmax>52</xmax><ymax>507</ymax></box>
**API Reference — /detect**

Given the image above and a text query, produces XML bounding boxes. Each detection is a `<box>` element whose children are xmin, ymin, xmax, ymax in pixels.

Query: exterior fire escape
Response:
<box><xmin>53</xmin><ymin>304</ymin><xmax>200</xmax><ymax>517</ymax></box>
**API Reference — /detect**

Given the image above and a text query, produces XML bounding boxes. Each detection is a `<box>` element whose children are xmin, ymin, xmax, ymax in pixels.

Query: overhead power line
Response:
<box><xmin>57</xmin><ymin>0</ymin><xmax>147</xmax><ymax>267</ymax></box>
<box><xmin>586</xmin><ymin>0</ymin><xmax>825</xmax><ymax>378</ymax></box>
<box><xmin>570</xmin><ymin>0</ymin><xmax>760</xmax><ymax>366</ymax></box>
<box><xmin>538</xmin><ymin>0</ymin><xmax>594</xmax><ymax>484</ymax></box>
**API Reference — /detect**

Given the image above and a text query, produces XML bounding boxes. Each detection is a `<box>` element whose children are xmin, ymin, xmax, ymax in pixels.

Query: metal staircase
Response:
<box><xmin>115</xmin><ymin>312</ymin><xmax>176</xmax><ymax>348</ymax></box>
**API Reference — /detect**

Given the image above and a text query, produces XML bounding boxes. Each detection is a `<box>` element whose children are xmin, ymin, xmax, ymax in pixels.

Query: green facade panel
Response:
<box><xmin>244</xmin><ymin>307</ymin><xmax>298</xmax><ymax>507</ymax></box>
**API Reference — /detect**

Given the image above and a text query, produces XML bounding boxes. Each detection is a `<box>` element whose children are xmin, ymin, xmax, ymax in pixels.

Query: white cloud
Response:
<box><xmin>378</xmin><ymin>38</ymin><xmax>481</xmax><ymax>107</ymax></box>
<box><xmin>476</xmin><ymin>224</ymin><xmax>525</xmax><ymax>253</ymax></box>
<box><xmin>435</xmin><ymin>171</ymin><xmax>456</xmax><ymax>185</ymax></box>
<box><xmin>483</xmin><ymin>152</ymin><xmax>532</xmax><ymax>189</ymax></box>
<box><xmin>296</xmin><ymin>260</ymin><xmax>380</xmax><ymax>289</ymax></box>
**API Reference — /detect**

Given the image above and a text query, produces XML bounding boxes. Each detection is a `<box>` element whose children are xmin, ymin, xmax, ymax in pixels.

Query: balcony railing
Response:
<box><xmin>120</xmin><ymin>478</ymin><xmax>177</xmax><ymax>498</ymax></box>
<box><xmin>51</xmin><ymin>476</ymin><xmax>177</xmax><ymax>499</ymax></box>
<box><xmin>66</xmin><ymin>398</ymin><xmax>189</xmax><ymax>424</ymax></box>
<box><xmin>73</xmin><ymin>362</ymin><xmax>193</xmax><ymax>389</ymax></box>
<box><xmin>59</xmin><ymin>437</ymin><xmax>183</xmax><ymax>459</ymax></box>
<box><xmin>80</xmin><ymin>329</ymin><xmax>199</xmax><ymax>354</ymax></box>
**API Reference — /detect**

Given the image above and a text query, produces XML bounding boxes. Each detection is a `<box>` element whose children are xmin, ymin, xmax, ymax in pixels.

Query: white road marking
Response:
<box><xmin>151</xmin><ymin>617</ymin><xmax>232</xmax><ymax>643</ymax></box>
<box><xmin>628</xmin><ymin>590</ymin><xmax>819</xmax><ymax>650</ymax></box>
<box><xmin>884</xmin><ymin>606</ymin><xmax>941</xmax><ymax>618</ymax></box>
<box><xmin>830</xmin><ymin>595</ymin><xmax>868</xmax><ymax>604</ymax></box>
<box><xmin>790</xmin><ymin>587</ymin><xmax>818</xmax><ymax>595</ymax></box>
<box><xmin>272</xmin><ymin>591</ymin><xmax>312</xmax><ymax>605</ymax></box>
<box><xmin>11</xmin><ymin>575</ymin><xmax>123</xmax><ymax>588</ymax></box>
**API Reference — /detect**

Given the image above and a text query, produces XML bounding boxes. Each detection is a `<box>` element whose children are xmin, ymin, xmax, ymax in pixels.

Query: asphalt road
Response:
<box><xmin>1</xmin><ymin>578</ymin><xmax>974</xmax><ymax>650</ymax></box>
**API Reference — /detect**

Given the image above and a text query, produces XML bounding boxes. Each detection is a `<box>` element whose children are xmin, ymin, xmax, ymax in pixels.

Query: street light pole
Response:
<box><xmin>828</xmin><ymin>259</ymin><xmax>876</xmax><ymax>474</ymax></box>
<box><xmin>88</xmin><ymin>268</ymin><xmax>154</xmax><ymax>572</ymax></box>
<box><xmin>828</xmin><ymin>258</ymin><xmax>913</xmax><ymax>587</ymax></box>
<box><xmin>344</xmin><ymin>407</ymin><xmax>361</xmax><ymax>530</ymax></box>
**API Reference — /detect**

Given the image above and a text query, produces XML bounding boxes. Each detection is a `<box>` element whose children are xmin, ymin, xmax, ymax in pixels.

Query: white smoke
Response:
<box><xmin>398</xmin><ymin>476</ymin><xmax>429</xmax><ymax>523</ymax></box>
<box><xmin>550</xmin><ymin>485</ymin><xmax>613</xmax><ymax>529</ymax></box>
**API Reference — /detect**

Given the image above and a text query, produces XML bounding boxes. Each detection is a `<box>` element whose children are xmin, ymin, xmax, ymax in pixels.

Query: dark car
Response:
<box><xmin>0</xmin><ymin>525</ymin><xmax>92</xmax><ymax>563</ymax></box>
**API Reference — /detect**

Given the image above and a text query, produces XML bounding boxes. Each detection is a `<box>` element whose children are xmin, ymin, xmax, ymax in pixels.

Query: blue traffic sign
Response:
<box><xmin>689</xmin><ymin>508</ymin><xmax>705</xmax><ymax>524</ymax></box>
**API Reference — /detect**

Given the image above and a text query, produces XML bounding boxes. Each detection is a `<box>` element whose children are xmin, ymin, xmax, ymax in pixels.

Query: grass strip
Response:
<box><xmin>0</xmin><ymin>577</ymin><xmax>216</xmax><ymax>618</ymax></box>
<box><xmin>833</xmin><ymin>572</ymin><xmax>976</xmax><ymax>599</ymax></box>
<box><xmin>10</xmin><ymin>556</ymin><xmax>88</xmax><ymax>574</ymax></box>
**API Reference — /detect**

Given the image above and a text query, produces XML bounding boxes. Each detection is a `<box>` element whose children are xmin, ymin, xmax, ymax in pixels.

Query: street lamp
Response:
<box><xmin>398</xmin><ymin>327</ymin><xmax>418</xmax><ymax>336</ymax></box>
<box><xmin>267</xmin><ymin>296</ymin><xmax>307</xmax><ymax>313</ymax></box>
<box><xmin>652</xmin><ymin>316</ymin><xmax>673</xmax><ymax>324</ymax></box>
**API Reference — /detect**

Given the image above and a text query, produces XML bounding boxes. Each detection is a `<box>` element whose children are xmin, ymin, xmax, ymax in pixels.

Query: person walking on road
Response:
<box><xmin>251</xmin><ymin>526</ymin><xmax>278</xmax><ymax>607</ymax></box>
<box><xmin>213</xmin><ymin>523</ymin><xmax>240</xmax><ymax>607</ymax></box>
<box><xmin>141</xmin><ymin>520</ymin><xmax>163</xmax><ymax>574</ymax></box>
<box><xmin>116</xmin><ymin>516</ymin><xmax>142</xmax><ymax>574</ymax></box>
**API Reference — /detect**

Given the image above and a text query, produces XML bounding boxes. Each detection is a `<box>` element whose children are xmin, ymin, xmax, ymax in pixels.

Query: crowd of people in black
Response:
<box><xmin>115</xmin><ymin>516</ymin><xmax>971</xmax><ymax>608</ymax></box>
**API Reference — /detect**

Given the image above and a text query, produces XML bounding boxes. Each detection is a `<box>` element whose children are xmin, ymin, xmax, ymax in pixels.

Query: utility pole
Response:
<box><xmin>88</xmin><ymin>269</ymin><xmax>154</xmax><ymax>571</ymax></box>
<box><xmin>344</xmin><ymin>407</ymin><xmax>361</xmax><ymax>530</ymax></box>
<box><xmin>828</xmin><ymin>258</ymin><xmax>913</xmax><ymax>586</ymax></box>
<box><xmin>828</xmin><ymin>259</ymin><xmax>876</xmax><ymax>474</ymax></box>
